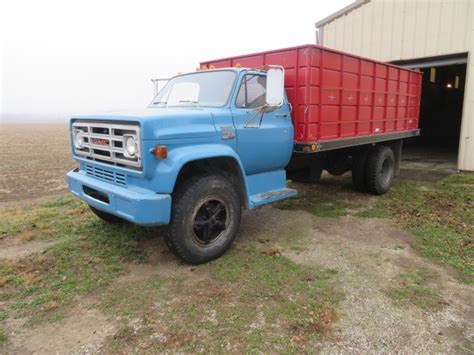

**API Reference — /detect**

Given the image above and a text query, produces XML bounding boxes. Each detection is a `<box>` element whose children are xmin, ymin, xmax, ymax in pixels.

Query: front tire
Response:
<box><xmin>365</xmin><ymin>146</ymin><xmax>395</xmax><ymax>195</ymax></box>
<box><xmin>165</xmin><ymin>174</ymin><xmax>241</xmax><ymax>264</ymax></box>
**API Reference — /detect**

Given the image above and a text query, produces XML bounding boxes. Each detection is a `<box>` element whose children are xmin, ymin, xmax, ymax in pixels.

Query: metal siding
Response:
<box><xmin>380</xmin><ymin>0</ymin><xmax>394</xmax><ymax>58</ymax></box>
<box><xmin>439</xmin><ymin>1</ymin><xmax>455</xmax><ymax>53</ymax></box>
<box><xmin>414</xmin><ymin>1</ymin><xmax>429</xmax><ymax>58</ymax></box>
<box><xmin>352</xmin><ymin>5</ymin><xmax>363</xmax><ymax>54</ymax></box>
<box><xmin>360</xmin><ymin>2</ymin><xmax>373</xmax><ymax>57</ymax></box>
<box><xmin>319</xmin><ymin>0</ymin><xmax>473</xmax><ymax>170</ymax></box>
<box><xmin>322</xmin><ymin>0</ymin><xmax>471</xmax><ymax>60</ymax></box>
<box><xmin>458</xmin><ymin>12</ymin><xmax>474</xmax><ymax>171</ymax></box>
<box><xmin>402</xmin><ymin>0</ymin><xmax>418</xmax><ymax>58</ymax></box>
<box><xmin>371</xmin><ymin>0</ymin><xmax>383</xmax><ymax>59</ymax></box>
<box><xmin>343</xmin><ymin>9</ymin><xmax>353</xmax><ymax>53</ymax></box>
<box><xmin>390</xmin><ymin>0</ymin><xmax>405</xmax><ymax>60</ymax></box>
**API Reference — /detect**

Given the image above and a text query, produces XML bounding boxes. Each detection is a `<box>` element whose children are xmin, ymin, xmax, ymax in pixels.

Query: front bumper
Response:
<box><xmin>67</xmin><ymin>169</ymin><xmax>171</xmax><ymax>226</ymax></box>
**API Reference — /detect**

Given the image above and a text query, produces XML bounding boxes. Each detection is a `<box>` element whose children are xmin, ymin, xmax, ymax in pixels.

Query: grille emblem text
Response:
<box><xmin>91</xmin><ymin>138</ymin><xmax>109</xmax><ymax>146</ymax></box>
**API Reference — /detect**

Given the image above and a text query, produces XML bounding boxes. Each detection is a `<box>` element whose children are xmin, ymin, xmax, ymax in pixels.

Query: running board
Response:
<box><xmin>249</xmin><ymin>188</ymin><xmax>297</xmax><ymax>208</ymax></box>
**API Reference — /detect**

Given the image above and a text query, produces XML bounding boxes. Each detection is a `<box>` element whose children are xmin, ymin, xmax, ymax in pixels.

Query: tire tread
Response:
<box><xmin>365</xmin><ymin>145</ymin><xmax>394</xmax><ymax>195</ymax></box>
<box><xmin>165</xmin><ymin>174</ymin><xmax>241</xmax><ymax>264</ymax></box>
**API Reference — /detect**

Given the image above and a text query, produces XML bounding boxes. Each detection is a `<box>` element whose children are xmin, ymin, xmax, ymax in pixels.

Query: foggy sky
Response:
<box><xmin>1</xmin><ymin>0</ymin><xmax>352</xmax><ymax>121</ymax></box>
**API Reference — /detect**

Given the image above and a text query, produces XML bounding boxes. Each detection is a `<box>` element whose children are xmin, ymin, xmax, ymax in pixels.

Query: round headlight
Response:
<box><xmin>74</xmin><ymin>130</ymin><xmax>83</xmax><ymax>149</ymax></box>
<box><xmin>125</xmin><ymin>136</ymin><xmax>137</xmax><ymax>156</ymax></box>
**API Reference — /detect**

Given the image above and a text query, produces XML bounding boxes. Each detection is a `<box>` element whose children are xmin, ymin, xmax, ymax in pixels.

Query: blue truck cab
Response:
<box><xmin>67</xmin><ymin>66</ymin><xmax>297</xmax><ymax>263</ymax></box>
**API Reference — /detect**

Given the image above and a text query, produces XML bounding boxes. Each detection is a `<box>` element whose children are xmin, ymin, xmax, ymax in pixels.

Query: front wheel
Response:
<box><xmin>165</xmin><ymin>174</ymin><xmax>241</xmax><ymax>264</ymax></box>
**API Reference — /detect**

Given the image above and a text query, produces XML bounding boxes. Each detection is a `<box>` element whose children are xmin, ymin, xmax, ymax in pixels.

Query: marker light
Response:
<box><xmin>209</xmin><ymin>64</ymin><xmax>216</xmax><ymax>69</ymax></box>
<box><xmin>153</xmin><ymin>146</ymin><xmax>168</xmax><ymax>159</ymax></box>
<box><xmin>236</xmin><ymin>63</ymin><xmax>241</xmax><ymax>68</ymax></box>
<box><xmin>446</xmin><ymin>83</ymin><xmax>453</xmax><ymax>88</ymax></box>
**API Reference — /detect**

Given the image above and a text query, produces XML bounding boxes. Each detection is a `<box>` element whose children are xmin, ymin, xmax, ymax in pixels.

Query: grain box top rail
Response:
<box><xmin>200</xmin><ymin>44</ymin><xmax>421</xmax><ymax>74</ymax></box>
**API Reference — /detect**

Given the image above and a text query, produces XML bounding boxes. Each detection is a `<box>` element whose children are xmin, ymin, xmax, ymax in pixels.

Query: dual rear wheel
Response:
<box><xmin>352</xmin><ymin>145</ymin><xmax>395</xmax><ymax>195</ymax></box>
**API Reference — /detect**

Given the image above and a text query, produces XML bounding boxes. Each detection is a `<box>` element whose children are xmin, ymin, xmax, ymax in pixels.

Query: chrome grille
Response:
<box><xmin>72</xmin><ymin>121</ymin><xmax>142</xmax><ymax>170</ymax></box>
<box><xmin>85</xmin><ymin>165</ymin><xmax>126</xmax><ymax>186</ymax></box>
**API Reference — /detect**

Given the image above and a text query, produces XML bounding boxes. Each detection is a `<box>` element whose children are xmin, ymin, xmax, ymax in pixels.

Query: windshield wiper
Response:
<box><xmin>153</xmin><ymin>101</ymin><xmax>167</xmax><ymax>105</ymax></box>
<box><xmin>178</xmin><ymin>100</ymin><xmax>199</xmax><ymax>106</ymax></box>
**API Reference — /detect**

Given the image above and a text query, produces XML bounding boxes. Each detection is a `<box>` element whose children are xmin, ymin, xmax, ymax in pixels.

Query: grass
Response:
<box><xmin>0</xmin><ymin>327</ymin><xmax>7</xmax><ymax>344</ymax></box>
<box><xmin>368</xmin><ymin>174</ymin><xmax>474</xmax><ymax>284</ymax></box>
<box><xmin>387</xmin><ymin>269</ymin><xmax>446</xmax><ymax>311</ymax></box>
<box><xmin>100</xmin><ymin>249</ymin><xmax>342</xmax><ymax>353</ymax></box>
<box><xmin>0</xmin><ymin>171</ymin><xmax>471</xmax><ymax>350</ymax></box>
<box><xmin>0</xmin><ymin>197</ymin><xmax>343</xmax><ymax>352</ymax></box>
<box><xmin>277</xmin><ymin>173</ymin><xmax>474</xmax><ymax>284</ymax></box>
<box><xmin>275</xmin><ymin>178</ymin><xmax>361</xmax><ymax>217</ymax></box>
<box><xmin>0</xmin><ymin>197</ymin><xmax>160</xmax><ymax>323</ymax></box>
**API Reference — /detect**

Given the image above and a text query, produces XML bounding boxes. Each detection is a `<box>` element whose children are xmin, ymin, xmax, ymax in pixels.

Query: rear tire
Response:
<box><xmin>89</xmin><ymin>206</ymin><xmax>125</xmax><ymax>223</ymax></box>
<box><xmin>165</xmin><ymin>174</ymin><xmax>241</xmax><ymax>264</ymax></box>
<box><xmin>365</xmin><ymin>146</ymin><xmax>395</xmax><ymax>195</ymax></box>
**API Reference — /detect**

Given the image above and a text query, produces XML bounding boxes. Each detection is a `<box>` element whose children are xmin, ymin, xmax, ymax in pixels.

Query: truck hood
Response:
<box><xmin>72</xmin><ymin>107</ymin><xmax>218</xmax><ymax>140</ymax></box>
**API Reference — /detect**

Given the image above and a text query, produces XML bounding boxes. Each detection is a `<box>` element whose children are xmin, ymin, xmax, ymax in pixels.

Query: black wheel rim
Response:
<box><xmin>380</xmin><ymin>158</ymin><xmax>393</xmax><ymax>186</ymax></box>
<box><xmin>191</xmin><ymin>197</ymin><xmax>229</xmax><ymax>246</ymax></box>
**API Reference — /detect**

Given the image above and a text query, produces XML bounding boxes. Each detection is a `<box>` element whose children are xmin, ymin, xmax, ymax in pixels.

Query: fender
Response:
<box><xmin>154</xmin><ymin>144</ymin><xmax>251</xmax><ymax>203</ymax></box>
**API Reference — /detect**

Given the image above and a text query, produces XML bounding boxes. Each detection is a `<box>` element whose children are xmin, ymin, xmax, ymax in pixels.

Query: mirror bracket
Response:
<box><xmin>244</xmin><ymin>106</ymin><xmax>268</xmax><ymax>128</ymax></box>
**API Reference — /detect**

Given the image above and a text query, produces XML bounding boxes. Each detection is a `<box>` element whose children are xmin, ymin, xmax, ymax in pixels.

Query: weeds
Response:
<box><xmin>278</xmin><ymin>173</ymin><xmax>474</xmax><ymax>283</ymax></box>
<box><xmin>1</xmin><ymin>198</ymin><xmax>343</xmax><ymax>352</ymax></box>
<box><xmin>0</xmin><ymin>198</ymin><xmax>160</xmax><ymax>322</ymax></box>
<box><xmin>387</xmin><ymin>269</ymin><xmax>446</xmax><ymax>310</ymax></box>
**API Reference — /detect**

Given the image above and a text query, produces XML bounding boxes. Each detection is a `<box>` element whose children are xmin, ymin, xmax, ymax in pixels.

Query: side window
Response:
<box><xmin>236</xmin><ymin>74</ymin><xmax>267</xmax><ymax>109</ymax></box>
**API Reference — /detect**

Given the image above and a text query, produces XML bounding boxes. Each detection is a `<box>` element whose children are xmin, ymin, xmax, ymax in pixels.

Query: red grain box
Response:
<box><xmin>201</xmin><ymin>44</ymin><xmax>422</xmax><ymax>145</ymax></box>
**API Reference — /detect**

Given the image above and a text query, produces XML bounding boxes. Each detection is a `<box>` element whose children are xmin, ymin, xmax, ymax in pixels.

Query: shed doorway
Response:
<box><xmin>392</xmin><ymin>54</ymin><xmax>468</xmax><ymax>180</ymax></box>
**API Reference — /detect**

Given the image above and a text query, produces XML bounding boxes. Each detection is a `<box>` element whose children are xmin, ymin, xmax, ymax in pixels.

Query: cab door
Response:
<box><xmin>231</xmin><ymin>73</ymin><xmax>293</xmax><ymax>175</ymax></box>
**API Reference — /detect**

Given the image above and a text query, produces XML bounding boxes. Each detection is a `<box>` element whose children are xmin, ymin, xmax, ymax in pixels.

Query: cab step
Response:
<box><xmin>249</xmin><ymin>188</ymin><xmax>297</xmax><ymax>208</ymax></box>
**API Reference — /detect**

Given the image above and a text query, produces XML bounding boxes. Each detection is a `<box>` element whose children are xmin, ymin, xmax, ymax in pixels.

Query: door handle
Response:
<box><xmin>276</xmin><ymin>112</ymin><xmax>289</xmax><ymax>117</ymax></box>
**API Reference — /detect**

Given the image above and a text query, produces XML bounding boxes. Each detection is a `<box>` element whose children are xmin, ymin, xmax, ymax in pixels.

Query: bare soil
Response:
<box><xmin>3</xmin><ymin>207</ymin><xmax>472</xmax><ymax>353</ymax></box>
<box><xmin>0</xmin><ymin>238</ymin><xmax>53</xmax><ymax>260</ymax></box>
<box><xmin>0</xmin><ymin>124</ymin><xmax>75</xmax><ymax>203</ymax></box>
<box><xmin>7</xmin><ymin>303</ymin><xmax>115</xmax><ymax>354</ymax></box>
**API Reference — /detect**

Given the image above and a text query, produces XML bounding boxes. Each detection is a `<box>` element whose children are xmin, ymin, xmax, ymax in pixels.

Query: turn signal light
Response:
<box><xmin>153</xmin><ymin>146</ymin><xmax>168</xmax><ymax>159</ymax></box>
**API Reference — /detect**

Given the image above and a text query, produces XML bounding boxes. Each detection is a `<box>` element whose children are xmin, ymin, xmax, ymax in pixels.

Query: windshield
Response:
<box><xmin>150</xmin><ymin>70</ymin><xmax>236</xmax><ymax>108</ymax></box>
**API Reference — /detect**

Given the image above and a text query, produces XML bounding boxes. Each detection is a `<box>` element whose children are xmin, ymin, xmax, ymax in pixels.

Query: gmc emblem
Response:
<box><xmin>91</xmin><ymin>138</ymin><xmax>109</xmax><ymax>146</ymax></box>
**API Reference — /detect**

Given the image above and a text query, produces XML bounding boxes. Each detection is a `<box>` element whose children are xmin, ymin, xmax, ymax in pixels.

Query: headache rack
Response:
<box><xmin>72</xmin><ymin>121</ymin><xmax>142</xmax><ymax>170</ymax></box>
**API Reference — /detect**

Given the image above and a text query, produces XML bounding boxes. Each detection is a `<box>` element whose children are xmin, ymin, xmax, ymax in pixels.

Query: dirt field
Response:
<box><xmin>0</xmin><ymin>124</ymin><xmax>75</xmax><ymax>203</ymax></box>
<box><xmin>0</xmin><ymin>123</ymin><xmax>473</xmax><ymax>353</ymax></box>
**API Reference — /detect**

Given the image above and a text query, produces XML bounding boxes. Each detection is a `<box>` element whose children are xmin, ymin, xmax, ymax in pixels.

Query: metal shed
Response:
<box><xmin>316</xmin><ymin>0</ymin><xmax>473</xmax><ymax>172</ymax></box>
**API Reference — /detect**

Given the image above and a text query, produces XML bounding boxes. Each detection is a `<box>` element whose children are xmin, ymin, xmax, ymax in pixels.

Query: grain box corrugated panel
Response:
<box><xmin>201</xmin><ymin>44</ymin><xmax>422</xmax><ymax>144</ymax></box>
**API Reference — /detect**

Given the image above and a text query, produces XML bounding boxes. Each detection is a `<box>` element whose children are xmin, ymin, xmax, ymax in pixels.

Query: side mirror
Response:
<box><xmin>266</xmin><ymin>67</ymin><xmax>285</xmax><ymax>107</ymax></box>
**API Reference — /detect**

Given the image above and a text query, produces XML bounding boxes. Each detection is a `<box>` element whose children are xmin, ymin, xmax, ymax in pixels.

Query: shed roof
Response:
<box><xmin>315</xmin><ymin>0</ymin><xmax>370</xmax><ymax>28</ymax></box>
